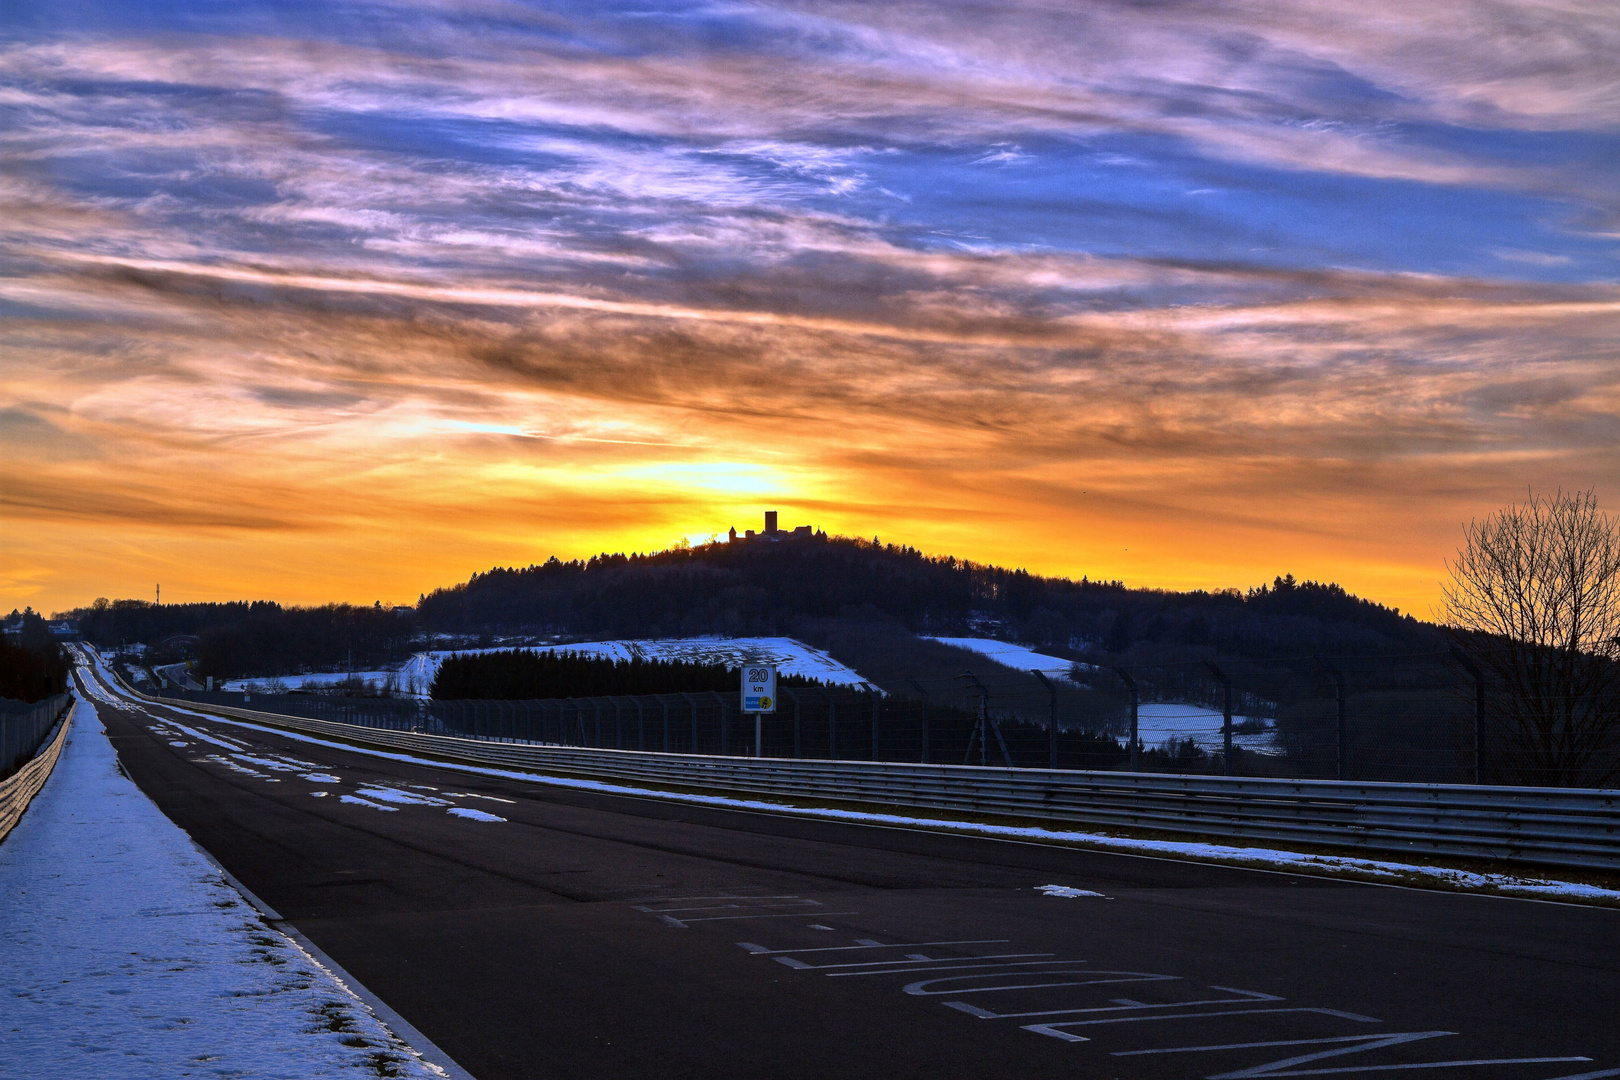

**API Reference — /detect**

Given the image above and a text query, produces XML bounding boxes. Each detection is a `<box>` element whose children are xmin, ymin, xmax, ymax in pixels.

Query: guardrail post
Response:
<box><xmin>1206</xmin><ymin>662</ymin><xmax>1234</xmax><ymax>776</ymax></box>
<box><xmin>1315</xmin><ymin>656</ymin><xmax>1347</xmax><ymax>781</ymax></box>
<box><xmin>1111</xmin><ymin>666</ymin><xmax>1138</xmax><ymax>771</ymax></box>
<box><xmin>908</xmin><ymin>680</ymin><xmax>930</xmax><ymax>764</ymax></box>
<box><xmin>1031</xmin><ymin>670</ymin><xmax>1058</xmax><ymax>769</ymax></box>
<box><xmin>1450</xmin><ymin>647</ymin><xmax>1486</xmax><ymax>784</ymax></box>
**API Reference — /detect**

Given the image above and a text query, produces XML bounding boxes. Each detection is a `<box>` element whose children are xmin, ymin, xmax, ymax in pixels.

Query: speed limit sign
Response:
<box><xmin>741</xmin><ymin>665</ymin><xmax>776</xmax><ymax>713</ymax></box>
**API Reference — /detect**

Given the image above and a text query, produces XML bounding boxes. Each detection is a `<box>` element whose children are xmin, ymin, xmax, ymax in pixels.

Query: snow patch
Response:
<box><xmin>1135</xmin><ymin>703</ymin><xmax>1279</xmax><ymax>755</ymax></box>
<box><xmin>1037</xmin><ymin>884</ymin><xmax>1105</xmax><ymax>898</ymax></box>
<box><xmin>0</xmin><ymin>695</ymin><xmax>443</xmax><ymax>1078</ymax></box>
<box><xmin>446</xmin><ymin>807</ymin><xmax>506</xmax><ymax>822</ymax></box>
<box><xmin>924</xmin><ymin>637</ymin><xmax>1084</xmax><ymax>681</ymax></box>
<box><xmin>302</xmin><ymin>772</ymin><xmax>341</xmax><ymax>784</ymax></box>
<box><xmin>337</xmin><ymin>794</ymin><xmax>399</xmax><ymax>811</ymax></box>
<box><xmin>356</xmin><ymin>785</ymin><xmax>452</xmax><ymax>807</ymax></box>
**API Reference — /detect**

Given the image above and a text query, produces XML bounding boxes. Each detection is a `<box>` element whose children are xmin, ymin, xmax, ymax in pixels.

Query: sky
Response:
<box><xmin>2</xmin><ymin>0</ymin><xmax>1617</xmax><ymax>619</ymax></box>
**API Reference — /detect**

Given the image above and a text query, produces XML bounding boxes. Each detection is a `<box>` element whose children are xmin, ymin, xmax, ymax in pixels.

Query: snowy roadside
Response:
<box><xmin>0</xmin><ymin>696</ymin><xmax>450</xmax><ymax>1079</ymax></box>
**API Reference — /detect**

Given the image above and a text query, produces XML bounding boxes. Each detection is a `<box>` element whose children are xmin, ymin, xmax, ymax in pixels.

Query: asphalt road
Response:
<box><xmin>77</xmin><ymin>661</ymin><xmax>1620</xmax><ymax>1080</ymax></box>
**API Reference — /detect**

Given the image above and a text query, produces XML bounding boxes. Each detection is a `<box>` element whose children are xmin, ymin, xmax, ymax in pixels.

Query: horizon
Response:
<box><xmin>4</xmin><ymin>2</ymin><xmax>1617</xmax><ymax>622</ymax></box>
<box><xmin>35</xmin><ymin>524</ymin><xmax>1417</xmax><ymax>623</ymax></box>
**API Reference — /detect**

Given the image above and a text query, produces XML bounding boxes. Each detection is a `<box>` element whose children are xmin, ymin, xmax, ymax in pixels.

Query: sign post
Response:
<box><xmin>741</xmin><ymin>664</ymin><xmax>776</xmax><ymax>758</ymax></box>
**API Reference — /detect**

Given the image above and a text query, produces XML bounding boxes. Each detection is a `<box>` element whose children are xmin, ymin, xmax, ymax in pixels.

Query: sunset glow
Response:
<box><xmin>3</xmin><ymin>1</ymin><xmax>1617</xmax><ymax>616</ymax></box>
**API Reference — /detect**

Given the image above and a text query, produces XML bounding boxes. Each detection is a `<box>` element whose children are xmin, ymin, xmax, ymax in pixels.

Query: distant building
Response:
<box><xmin>726</xmin><ymin>511</ymin><xmax>816</xmax><ymax>543</ymax></box>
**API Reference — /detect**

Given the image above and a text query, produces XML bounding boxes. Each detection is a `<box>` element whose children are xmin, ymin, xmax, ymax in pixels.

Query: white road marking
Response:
<box><xmin>737</xmin><ymin>939</ymin><xmax>1008</xmax><ymax>956</ymax></box>
<box><xmin>774</xmin><ymin>951</ymin><xmax>1049</xmax><ymax>971</ymax></box>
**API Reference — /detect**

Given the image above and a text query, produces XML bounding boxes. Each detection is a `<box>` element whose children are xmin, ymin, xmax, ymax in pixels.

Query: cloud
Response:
<box><xmin>2</xmin><ymin>0</ymin><xmax>1618</xmax><ymax>615</ymax></box>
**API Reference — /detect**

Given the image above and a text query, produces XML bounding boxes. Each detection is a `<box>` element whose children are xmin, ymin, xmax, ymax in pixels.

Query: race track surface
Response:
<box><xmin>80</xmin><ymin>664</ymin><xmax>1620</xmax><ymax>1080</ymax></box>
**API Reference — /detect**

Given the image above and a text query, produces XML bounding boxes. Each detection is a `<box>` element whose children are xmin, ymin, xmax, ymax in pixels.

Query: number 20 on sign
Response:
<box><xmin>742</xmin><ymin>665</ymin><xmax>776</xmax><ymax>713</ymax></box>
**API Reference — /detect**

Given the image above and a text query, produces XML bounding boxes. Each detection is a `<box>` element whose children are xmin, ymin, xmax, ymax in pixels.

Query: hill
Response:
<box><xmin>56</xmin><ymin>531</ymin><xmax>1437</xmax><ymax>679</ymax></box>
<box><xmin>416</xmin><ymin>533</ymin><xmax>1434</xmax><ymax>661</ymax></box>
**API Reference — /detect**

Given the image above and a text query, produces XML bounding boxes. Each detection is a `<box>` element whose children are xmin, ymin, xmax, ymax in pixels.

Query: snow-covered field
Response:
<box><xmin>232</xmin><ymin>636</ymin><xmax>873</xmax><ymax>697</ymax></box>
<box><xmin>224</xmin><ymin>668</ymin><xmax>402</xmax><ymax>695</ymax></box>
<box><xmin>1135</xmin><ymin>702</ymin><xmax>1279</xmax><ymax>755</ymax></box>
<box><xmin>924</xmin><ymin>637</ymin><xmax>1084</xmax><ymax>681</ymax></box>
<box><xmin>0</xmin><ymin>694</ymin><xmax>445</xmax><ymax>1079</ymax></box>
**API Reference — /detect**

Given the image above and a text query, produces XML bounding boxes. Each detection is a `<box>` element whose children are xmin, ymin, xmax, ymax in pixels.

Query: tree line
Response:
<box><xmin>1</xmin><ymin>610</ymin><xmax>70</xmax><ymax>701</ymax></box>
<box><xmin>431</xmin><ymin>650</ymin><xmax>824</xmax><ymax>700</ymax></box>
<box><xmin>415</xmin><ymin>536</ymin><xmax>1430</xmax><ymax>659</ymax></box>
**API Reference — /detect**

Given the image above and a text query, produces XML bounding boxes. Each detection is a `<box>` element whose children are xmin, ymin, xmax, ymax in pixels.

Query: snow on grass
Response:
<box><xmin>923</xmin><ymin>637</ymin><xmax>1085</xmax><ymax>681</ymax></box>
<box><xmin>226</xmin><ymin>669</ymin><xmax>401</xmax><ymax>694</ymax></box>
<box><xmin>399</xmin><ymin>637</ymin><xmax>873</xmax><ymax>694</ymax></box>
<box><xmin>166</xmin><ymin>706</ymin><xmax>1620</xmax><ymax>906</ymax></box>
<box><xmin>0</xmin><ymin>698</ymin><xmax>443</xmax><ymax>1078</ymax></box>
<box><xmin>1135</xmin><ymin>702</ymin><xmax>1280</xmax><ymax>755</ymax></box>
<box><xmin>229</xmin><ymin>636</ymin><xmax>874</xmax><ymax>699</ymax></box>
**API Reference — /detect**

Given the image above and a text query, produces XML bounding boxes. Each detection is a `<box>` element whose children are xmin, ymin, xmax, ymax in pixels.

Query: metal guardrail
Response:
<box><xmin>0</xmin><ymin>698</ymin><xmax>74</xmax><ymax>844</ymax></box>
<box><xmin>125</xmin><ymin>681</ymin><xmax>1620</xmax><ymax>873</ymax></box>
<box><xmin>0</xmin><ymin>694</ymin><xmax>72</xmax><ymax>781</ymax></box>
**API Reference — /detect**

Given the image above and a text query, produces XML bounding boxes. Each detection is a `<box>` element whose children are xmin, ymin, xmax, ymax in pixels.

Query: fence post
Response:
<box><xmin>716</xmin><ymin>692</ymin><xmax>730</xmax><ymax>755</ymax></box>
<box><xmin>908</xmin><ymin>680</ymin><xmax>930</xmax><ymax>764</ymax></box>
<box><xmin>826</xmin><ymin>691</ymin><xmax>837</xmax><ymax>761</ymax></box>
<box><xmin>871</xmin><ymin>691</ymin><xmax>881</xmax><ymax>762</ymax></box>
<box><xmin>1206</xmin><ymin>662</ymin><xmax>1233</xmax><ymax>776</ymax></box>
<box><xmin>681</xmin><ymin>692</ymin><xmax>699</xmax><ymax>752</ymax></box>
<box><xmin>787</xmin><ymin>688</ymin><xmax>801</xmax><ymax>759</ymax></box>
<box><xmin>1031</xmin><ymin>670</ymin><xmax>1058</xmax><ymax>769</ymax></box>
<box><xmin>636</xmin><ymin>697</ymin><xmax>646</xmax><ymax>751</ymax></box>
<box><xmin>1450</xmin><ymin>647</ymin><xmax>1486</xmax><ymax>784</ymax></box>
<box><xmin>1315</xmin><ymin>656</ymin><xmax>1347</xmax><ymax>781</ymax></box>
<box><xmin>661</xmin><ymin>697</ymin><xmax>671</xmax><ymax>751</ymax></box>
<box><xmin>1111</xmin><ymin>666</ymin><xmax>1138</xmax><ymax>771</ymax></box>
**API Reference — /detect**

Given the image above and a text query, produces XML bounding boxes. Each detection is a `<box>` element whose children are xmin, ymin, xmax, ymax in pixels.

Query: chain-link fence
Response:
<box><xmin>153</xmin><ymin>648</ymin><xmax>1620</xmax><ymax>788</ymax></box>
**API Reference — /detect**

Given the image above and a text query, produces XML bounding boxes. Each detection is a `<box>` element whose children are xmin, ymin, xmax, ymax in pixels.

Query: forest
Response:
<box><xmin>0</xmin><ymin>610</ymin><xmax>71</xmax><ymax>702</ymax></box>
<box><xmin>57</xmin><ymin>532</ymin><xmax>1438</xmax><ymax>680</ymax></box>
<box><xmin>415</xmin><ymin>535</ymin><xmax>1433</xmax><ymax>659</ymax></box>
<box><xmin>431</xmin><ymin>650</ymin><xmax>824</xmax><ymax>700</ymax></box>
<box><xmin>67</xmin><ymin>599</ymin><xmax>418</xmax><ymax>679</ymax></box>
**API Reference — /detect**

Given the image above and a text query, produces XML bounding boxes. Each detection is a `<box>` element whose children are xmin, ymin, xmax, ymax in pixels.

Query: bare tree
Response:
<box><xmin>1442</xmin><ymin>489</ymin><xmax>1620</xmax><ymax>786</ymax></box>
